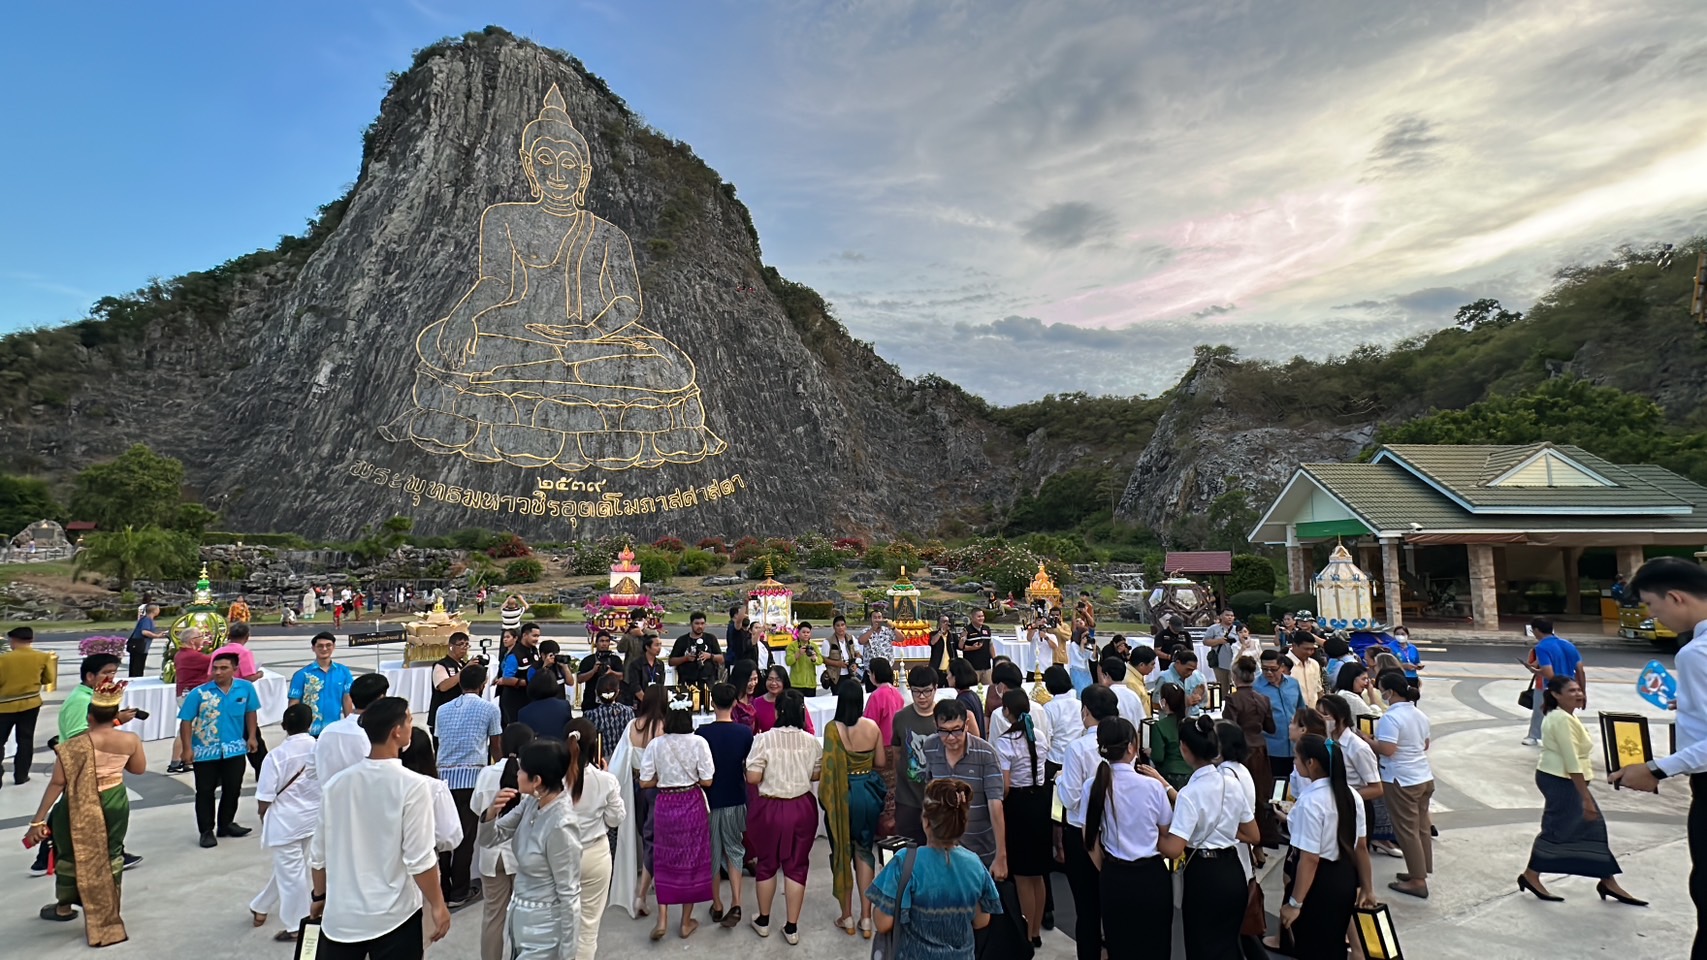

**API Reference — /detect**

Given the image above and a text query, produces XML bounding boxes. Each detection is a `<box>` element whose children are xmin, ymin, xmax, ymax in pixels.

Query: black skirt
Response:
<box><xmin>1290</xmin><ymin>851</ymin><xmax>1358</xmax><ymax>959</ymax></box>
<box><xmin>1528</xmin><ymin>770</ymin><xmax>1622</xmax><ymax>878</ymax></box>
<box><xmin>1005</xmin><ymin>784</ymin><xmax>1054</xmax><ymax>877</ymax></box>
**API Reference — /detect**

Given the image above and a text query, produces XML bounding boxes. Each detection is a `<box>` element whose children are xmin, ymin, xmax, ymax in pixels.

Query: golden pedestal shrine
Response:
<box><xmin>165</xmin><ymin>565</ymin><xmax>229</xmax><ymax>685</ymax></box>
<box><xmin>888</xmin><ymin>568</ymin><xmax>932</xmax><ymax>645</ymax></box>
<box><xmin>405</xmin><ymin>599</ymin><xmax>470</xmax><ymax>665</ymax></box>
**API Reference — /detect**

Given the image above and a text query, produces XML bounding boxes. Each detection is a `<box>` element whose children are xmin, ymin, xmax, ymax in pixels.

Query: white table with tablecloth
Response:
<box><xmin>992</xmin><ymin>628</ymin><xmax>1038</xmax><ymax>676</ymax></box>
<box><xmin>380</xmin><ymin>660</ymin><xmax>504</xmax><ymax>715</ymax></box>
<box><xmin>120</xmin><ymin>668</ymin><xmax>293</xmax><ymax>742</ymax></box>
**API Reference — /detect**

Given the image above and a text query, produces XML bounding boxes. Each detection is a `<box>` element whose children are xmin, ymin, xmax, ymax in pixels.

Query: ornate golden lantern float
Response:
<box><xmin>164</xmin><ymin>565</ymin><xmax>228</xmax><ymax>684</ymax></box>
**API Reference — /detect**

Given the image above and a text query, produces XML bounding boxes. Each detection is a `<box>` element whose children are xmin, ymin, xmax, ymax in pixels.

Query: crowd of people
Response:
<box><xmin>7</xmin><ymin>558</ymin><xmax>1707</xmax><ymax>957</ymax></box>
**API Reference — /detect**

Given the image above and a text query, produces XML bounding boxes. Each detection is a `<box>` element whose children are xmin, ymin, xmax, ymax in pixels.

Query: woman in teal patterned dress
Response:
<box><xmin>867</xmin><ymin>779</ymin><xmax>1000</xmax><ymax>960</ymax></box>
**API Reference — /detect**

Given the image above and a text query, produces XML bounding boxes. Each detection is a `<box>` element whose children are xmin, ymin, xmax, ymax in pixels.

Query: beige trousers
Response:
<box><xmin>1384</xmin><ymin>779</ymin><xmax>1435</xmax><ymax>879</ymax></box>
<box><xmin>480</xmin><ymin>866</ymin><xmax>514</xmax><ymax>960</ymax></box>
<box><xmin>577</xmin><ymin>838</ymin><xmax>614</xmax><ymax>960</ymax></box>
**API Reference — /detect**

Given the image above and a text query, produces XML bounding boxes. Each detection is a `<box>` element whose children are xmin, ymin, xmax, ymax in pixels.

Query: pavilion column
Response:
<box><xmin>1381</xmin><ymin>538</ymin><xmax>1404</xmax><ymax>627</ymax></box>
<box><xmin>1615</xmin><ymin>545</ymin><xmax>1645</xmax><ymax>580</ymax></box>
<box><xmin>1358</xmin><ymin>543</ymin><xmax>1379</xmax><ymax>576</ymax></box>
<box><xmin>1468</xmin><ymin>543</ymin><xmax>1500</xmax><ymax>632</ymax></box>
<box><xmin>1286</xmin><ymin>525</ymin><xmax>1308</xmax><ymax>594</ymax></box>
<box><xmin>1562</xmin><ymin>547</ymin><xmax>1583</xmax><ymax>618</ymax></box>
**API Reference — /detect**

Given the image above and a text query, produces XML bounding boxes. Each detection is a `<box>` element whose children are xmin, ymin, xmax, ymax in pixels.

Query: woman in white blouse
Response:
<box><xmin>996</xmin><ymin>689</ymin><xmax>1053</xmax><ymax>948</ymax></box>
<box><xmin>1372</xmin><ymin>672</ymin><xmax>1433</xmax><ymax>899</ymax></box>
<box><xmin>566</xmin><ymin>718</ymin><xmax>626</xmax><ymax>960</ymax></box>
<box><xmin>1150</xmin><ymin>713</ymin><xmax>1257</xmax><ymax>960</ymax></box>
<box><xmin>1279</xmin><ymin>734</ymin><xmax>1376</xmax><ymax>958</ymax></box>
<box><xmin>1039</xmin><ymin>666</ymin><xmax>1084</xmax><ymax>778</ymax></box>
<box><xmin>745</xmin><ymin>688</ymin><xmax>823</xmax><ymax>945</ymax></box>
<box><xmin>1079</xmin><ymin>718</ymin><xmax>1174</xmax><ymax>956</ymax></box>
<box><xmin>638</xmin><ymin>694</ymin><xmax>716</xmax><ymax>940</ymax></box>
<box><xmin>400</xmin><ymin>726</ymin><xmax>465</xmax><ymax>853</ymax></box>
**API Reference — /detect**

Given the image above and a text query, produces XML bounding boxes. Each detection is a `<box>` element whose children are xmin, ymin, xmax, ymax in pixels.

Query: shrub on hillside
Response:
<box><xmin>732</xmin><ymin>536</ymin><xmax>763</xmax><ymax>562</ymax></box>
<box><xmin>697</xmin><ymin>537</ymin><xmax>727</xmax><ymax>553</ymax></box>
<box><xmin>486</xmin><ymin>534</ymin><xmax>532</xmax><ymax>559</ymax></box>
<box><xmin>635</xmin><ymin>547</ymin><xmax>675</xmax><ymax>585</ymax></box>
<box><xmin>745</xmin><ymin>551</ymin><xmax>795</xmax><ymax>579</ymax></box>
<box><xmin>505</xmin><ymin>557</ymin><xmax>544</xmax><ymax>584</ymax></box>
<box><xmin>805</xmin><ymin>544</ymin><xmax>841</xmax><ymax>569</ymax></box>
<box><xmin>678</xmin><ymin>548</ymin><xmax>723</xmax><ymax>576</ymax></box>
<box><xmin>1228</xmin><ymin>554</ymin><xmax>1277</xmax><ymax>595</ymax></box>
<box><xmin>653</xmin><ymin>536</ymin><xmax>686</xmax><ymax>553</ymax></box>
<box><xmin>1227</xmin><ymin>590</ymin><xmax>1276</xmax><ymax>620</ymax></box>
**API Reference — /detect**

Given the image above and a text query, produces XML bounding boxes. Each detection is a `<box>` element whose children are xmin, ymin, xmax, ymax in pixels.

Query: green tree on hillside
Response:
<box><xmin>68</xmin><ymin>444</ymin><xmax>187</xmax><ymax>530</ymax></box>
<box><xmin>0</xmin><ymin>475</ymin><xmax>61</xmax><ymax>536</ymax></box>
<box><xmin>74</xmin><ymin>524</ymin><xmax>199</xmax><ymax>590</ymax></box>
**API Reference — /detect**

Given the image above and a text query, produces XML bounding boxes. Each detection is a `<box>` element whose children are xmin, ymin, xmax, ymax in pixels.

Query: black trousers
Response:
<box><xmin>1693</xmin><ymin>774</ymin><xmax>1707</xmax><ymax>960</ymax></box>
<box><xmin>1181</xmin><ymin>850</ymin><xmax>1246</xmax><ymax>960</ymax></box>
<box><xmin>1062</xmin><ymin>824</ymin><xmax>1101</xmax><ymax>960</ymax></box>
<box><xmin>1100</xmin><ymin>854</ymin><xmax>1171</xmax><ymax>960</ymax></box>
<box><xmin>442</xmin><ymin>787</ymin><xmax>479</xmax><ymax>899</ymax></box>
<box><xmin>193</xmin><ymin>755</ymin><xmax>247</xmax><ymax>834</ymax></box>
<box><xmin>126</xmin><ymin>638</ymin><xmax>150</xmax><ymax>678</ymax></box>
<box><xmin>319</xmin><ymin>909</ymin><xmax>423</xmax><ymax>960</ymax></box>
<box><xmin>0</xmin><ymin>706</ymin><xmax>41</xmax><ymax>782</ymax></box>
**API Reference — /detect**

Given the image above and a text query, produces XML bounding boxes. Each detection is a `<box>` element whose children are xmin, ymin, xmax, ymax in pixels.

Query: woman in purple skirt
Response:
<box><xmin>638</xmin><ymin>690</ymin><xmax>714</xmax><ymax>940</ymax></box>
<box><xmin>744</xmin><ymin>688</ymin><xmax>824</xmax><ymax>945</ymax></box>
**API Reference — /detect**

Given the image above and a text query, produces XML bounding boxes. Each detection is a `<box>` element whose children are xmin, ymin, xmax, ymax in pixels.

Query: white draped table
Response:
<box><xmin>119</xmin><ymin>668</ymin><xmax>293</xmax><ymax>741</ymax></box>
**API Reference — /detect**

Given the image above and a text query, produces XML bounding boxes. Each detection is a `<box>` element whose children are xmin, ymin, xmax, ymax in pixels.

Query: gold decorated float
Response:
<box><xmin>1025</xmin><ymin>562</ymin><xmax>1062</xmax><ymax>613</ymax></box>
<box><xmin>405</xmin><ymin>597</ymin><xmax>471</xmax><ymax>666</ymax></box>
<box><xmin>164</xmin><ymin>566</ymin><xmax>229</xmax><ymax>684</ymax></box>
<box><xmin>586</xmin><ymin>546</ymin><xmax>663</xmax><ymax>635</ymax></box>
<box><xmin>888</xmin><ymin>568</ymin><xmax>932</xmax><ymax>647</ymax></box>
<box><xmin>749</xmin><ymin>560</ymin><xmax>795</xmax><ymax>650</ymax></box>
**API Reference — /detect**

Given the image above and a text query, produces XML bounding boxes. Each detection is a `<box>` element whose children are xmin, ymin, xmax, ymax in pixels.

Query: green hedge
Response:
<box><xmin>1276</xmin><ymin>593</ymin><xmax>1316</xmax><ymax>618</ymax></box>
<box><xmin>505</xmin><ymin>558</ymin><xmax>544</xmax><ymax>584</ymax></box>
<box><xmin>529</xmin><ymin>603</ymin><xmax>564</xmax><ymax>619</ymax></box>
<box><xmin>793</xmin><ymin>601</ymin><xmax>836</xmax><ymax>621</ymax></box>
<box><xmin>1227</xmin><ymin>590</ymin><xmax>1276</xmax><ymax>620</ymax></box>
<box><xmin>1228</xmin><ymin>554</ymin><xmax>1277</xmax><ymax>594</ymax></box>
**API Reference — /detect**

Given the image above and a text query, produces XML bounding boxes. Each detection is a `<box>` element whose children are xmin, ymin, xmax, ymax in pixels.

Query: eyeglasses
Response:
<box><xmin>909</xmin><ymin>687</ymin><xmax>937</xmax><ymax>697</ymax></box>
<box><xmin>937</xmin><ymin>726</ymin><xmax>966</xmax><ymax>738</ymax></box>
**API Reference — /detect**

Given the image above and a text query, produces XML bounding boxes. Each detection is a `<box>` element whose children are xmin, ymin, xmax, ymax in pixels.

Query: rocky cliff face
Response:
<box><xmin>1115</xmin><ymin>352</ymin><xmax>1375</xmax><ymax>534</ymax></box>
<box><xmin>1</xmin><ymin>31</ymin><xmax>1009</xmax><ymax>540</ymax></box>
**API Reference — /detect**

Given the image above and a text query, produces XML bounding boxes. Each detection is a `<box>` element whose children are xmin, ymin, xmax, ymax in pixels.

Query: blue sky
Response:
<box><xmin>6</xmin><ymin>1</ymin><xmax>1707</xmax><ymax>402</ymax></box>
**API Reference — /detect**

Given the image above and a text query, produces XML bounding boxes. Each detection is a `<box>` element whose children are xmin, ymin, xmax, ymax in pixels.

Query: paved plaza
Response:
<box><xmin>0</xmin><ymin>632</ymin><xmax>1693</xmax><ymax>959</ymax></box>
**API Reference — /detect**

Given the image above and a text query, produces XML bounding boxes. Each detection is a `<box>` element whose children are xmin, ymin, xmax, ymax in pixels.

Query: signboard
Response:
<box><xmin>347</xmin><ymin>629</ymin><xmax>408</xmax><ymax>648</ymax></box>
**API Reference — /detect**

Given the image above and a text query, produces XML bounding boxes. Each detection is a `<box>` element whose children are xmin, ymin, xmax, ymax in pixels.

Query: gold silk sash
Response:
<box><xmin>58</xmin><ymin>736</ymin><xmax>127</xmax><ymax>947</ymax></box>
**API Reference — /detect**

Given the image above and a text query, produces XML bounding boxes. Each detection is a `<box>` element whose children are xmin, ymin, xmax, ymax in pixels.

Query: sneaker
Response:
<box><xmin>1521</xmin><ymin>737</ymin><xmax>1540</xmax><ymax>746</ymax></box>
<box><xmin>199</xmin><ymin>833</ymin><xmax>218</xmax><ymax>848</ymax></box>
<box><xmin>121</xmin><ymin>853</ymin><xmax>143</xmax><ymax>871</ymax></box>
<box><xmin>751</xmin><ymin>916</ymin><xmax>770</xmax><ymax>938</ymax></box>
<box><xmin>782</xmin><ymin>925</ymin><xmax>799</xmax><ymax>946</ymax></box>
<box><xmin>29</xmin><ymin>863</ymin><xmax>50</xmax><ymax>878</ymax></box>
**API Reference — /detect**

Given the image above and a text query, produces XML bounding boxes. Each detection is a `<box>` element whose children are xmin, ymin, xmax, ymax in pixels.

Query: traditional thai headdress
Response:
<box><xmin>667</xmin><ymin>690</ymin><xmax>694</xmax><ymax>713</ymax></box>
<box><xmin>91</xmin><ymin>679</ymin><xmax>127</xmax><ymax>709</ymax></box>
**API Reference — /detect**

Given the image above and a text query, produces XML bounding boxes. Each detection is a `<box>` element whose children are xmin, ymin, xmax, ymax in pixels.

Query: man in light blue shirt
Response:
<box><xmin>1155</xmin><ymin>649</ymin><xmax>1207</xmax><ymax>717</ymax></box>
<box><xmin>177</xmin><ymin>652</ymin><xmax>259</xmax><ymax>846</ymax></box>
<box><xmin>1253</xmin><ymin>650</ymin><xmax>1303</xmax><ymax>780</ymax></box>
<box><xmin>288</xmin><ymin>632</ymin><xmax>355</xmax><ymax>736</ymax></box>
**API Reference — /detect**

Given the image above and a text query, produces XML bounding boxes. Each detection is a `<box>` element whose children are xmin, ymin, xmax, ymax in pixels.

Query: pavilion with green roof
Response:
<box><xmin>1250</xmin><ymin>443</ymin><xmax>1707</xmax><ymax>630</ymax></box>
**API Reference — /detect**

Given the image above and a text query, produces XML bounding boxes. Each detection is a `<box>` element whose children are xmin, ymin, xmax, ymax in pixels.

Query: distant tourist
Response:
<box><xmin>126</xmin><ymin>605</ymin><xmax>166</xmax><ymax>678</ymax></box>
<box><xmin>0</xmin><ymin>626</ymin><xmax>54</xmax><ymax>785</ymax></box>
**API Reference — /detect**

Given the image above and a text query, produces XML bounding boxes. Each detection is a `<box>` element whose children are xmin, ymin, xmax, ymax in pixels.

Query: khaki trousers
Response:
<box><xmin>577</xmin><ymin>839</ymin><xmax>614</xmax><ymax>960</ymax></box>
<box><xmin>1384</xmin><ymin>779</ymin><xmax>1435</xmax><ymax>878</ymax></box>
<box><xmin>480</xmin><ymin>866</ymin><xmax>514</xmax><ymax>960</ymax></box>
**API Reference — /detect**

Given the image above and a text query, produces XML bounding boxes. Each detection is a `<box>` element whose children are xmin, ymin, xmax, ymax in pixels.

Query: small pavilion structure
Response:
<box><xmin>1250</xmin><ymin>443</ymin><xmax>1707</xmax><ymax>630</ymax></box>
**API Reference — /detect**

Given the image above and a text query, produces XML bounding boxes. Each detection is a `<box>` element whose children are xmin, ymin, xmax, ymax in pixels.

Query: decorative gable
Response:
<box><xmin>1486</xmin><ymin>447</ymin><xmax>1613</xmax><ymax>489</ymax></box>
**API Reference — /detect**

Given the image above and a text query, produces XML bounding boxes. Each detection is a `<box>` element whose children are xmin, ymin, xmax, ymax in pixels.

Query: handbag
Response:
<box><xmin>1518</xmin><ymin>687</ymin><xmax>1534</xmax><ymax>710</ymax></box>
<box><xmin>1240</xmin><ymin>874</ymin><xmax>1267</xmax><ymax>936</ymax></box>
<box><xmin>871</xmin><ymin>846</ymin><xmax>917</xmax><ymax>960</ymax></box>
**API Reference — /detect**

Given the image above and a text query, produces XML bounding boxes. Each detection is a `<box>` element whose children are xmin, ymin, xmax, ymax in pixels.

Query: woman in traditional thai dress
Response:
<box><xmin>753</xmin><ymin>664</ymin><xmax>817</xmax><ymax>734</ymax></box>
<box><xmin>746</xmin><ymin>688</ymin><xmax>823</xmax><ymax>944</ymax></box>
<box><xmin>479</xmin><ymin>738</ymin><xmax>583</xmax><ymax>959</ymax></box>
<box><xmin>24</xmin><ymin>680</ymin><xmax>144</xmax><ymax>946</ymax></box>
<box><xmin>822</xmin><ymin>678</ymin><xmax>887</xmax><ymax>938</ymax></box>
<box><xmin>727</xmin><ymin>659</ymin><xmax>761</xmax><ymax>731</ymax></box>
<box><xmin>638</xmin><ymin>691</ymin><xmax>715</xmax><ymax>939</ymax></box>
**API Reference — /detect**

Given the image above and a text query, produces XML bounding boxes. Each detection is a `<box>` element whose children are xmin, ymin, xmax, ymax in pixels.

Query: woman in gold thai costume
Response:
<box><xmin>23</xmin><ymin>680</ymin><xmax>145</xmax><ymax>946</ymax></box>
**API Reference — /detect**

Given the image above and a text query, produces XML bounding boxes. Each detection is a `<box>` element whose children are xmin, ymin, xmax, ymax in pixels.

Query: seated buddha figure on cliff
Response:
<box><xmin>381</xmin><ymin>84</ymin><xmax>726</xmax><ymax>471</ymax></box>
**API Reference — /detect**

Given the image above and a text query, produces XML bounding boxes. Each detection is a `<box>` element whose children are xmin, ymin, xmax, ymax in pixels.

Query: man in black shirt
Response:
<box><xmin>497</xmin><ymin>622</ymin><xmax>541</xmax><ymax>725</ymax></box>
<box><xmin>624</xmin><ymin>633</ymin><xmax>665</xmax><ymax>705</ymax></box>
<box><xmin>576</xmin><ymin>630</ymin><xmax>625</xmax><ymax>712</ymax></box>
<box><xmin>961</xmin><ymin>608</ymin><xmax>994</xmax><ymax>685</ymax></box>
<box><xmin>670</xmin><ymin>612</ymin><xmax>724</xmax><ymax>704</ymax></box>
<box><xmin>428</xmin><ymin>632</ymin><xmax>470</xmax><ymax>733</ymax></box>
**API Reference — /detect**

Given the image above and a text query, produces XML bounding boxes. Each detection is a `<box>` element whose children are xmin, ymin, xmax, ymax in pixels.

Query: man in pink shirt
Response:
<box><xmin>210</xmin><ymin>622</ymin><xmax>268</xmax><ymax>777</ymax></box>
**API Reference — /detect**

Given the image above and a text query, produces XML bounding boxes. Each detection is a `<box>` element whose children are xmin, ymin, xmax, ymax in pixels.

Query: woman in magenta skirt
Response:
<box><xmin>638</xmin><ymin>692</ymin><xmax>716</xmax><ymax>939</ymax></box>
<box><xmin>744</xmin><ymin>688</ymin><xmax>824</xmax><ymax>945</ymax></box>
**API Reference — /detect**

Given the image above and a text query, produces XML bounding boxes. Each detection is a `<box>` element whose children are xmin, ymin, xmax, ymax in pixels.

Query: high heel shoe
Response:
<box><xmin>1596</xmin><ymin>881</ymin><xmax>1649</xmax><ymax>907</ymax></box>
<box><xmin>1517</xmin><ymin>875</ymin><xmax>1563</xmax><ymax>902</ymax></box>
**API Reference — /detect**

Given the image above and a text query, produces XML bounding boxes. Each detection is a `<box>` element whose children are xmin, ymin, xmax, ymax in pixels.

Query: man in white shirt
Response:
<box><xmin>1097</xmin><ymin>656</ymin><xmax>1148</xmax><ymax>728</ymax></box>
<box><xmin>1285</xmin><ymin>632</ymin><xmax>1324</xmax><ymax>710</ymax></box>
<box><xmin>309</xmin><ymin>696</ymin><xmax>450</xmax><ymax>957</ymax></box>
<box><xmin>314</xmin><ymin>673</ymin><xmax>389</xmax><ymax>785</ymax></box>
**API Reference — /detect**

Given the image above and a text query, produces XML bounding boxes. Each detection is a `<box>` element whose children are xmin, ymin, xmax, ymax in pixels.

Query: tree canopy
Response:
<box><xmin>68</xmin><ymin>444</ymin><xmax>188</xmax><ymax>531</ymax></box>
<box><xmin>0</xmin><ymin>475</ymin><xmax>60</xmax><ymax>537</ymax></box>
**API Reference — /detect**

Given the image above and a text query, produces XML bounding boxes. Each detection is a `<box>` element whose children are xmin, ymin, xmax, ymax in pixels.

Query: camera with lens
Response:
<box><xmin>473</xmin><ymin>639</ymin><xmax>493</xmax><ymax>668</ymax></box>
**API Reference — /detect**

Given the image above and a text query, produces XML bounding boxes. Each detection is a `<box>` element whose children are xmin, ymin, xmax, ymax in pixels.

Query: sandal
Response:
<box><xmin>634</xmin><ymin>897</ymin><xmax>651</xmax><ymax>918</ymax></box>
<box><xmin>273</xmin><ymin>931</ymin><xmax>299</xmax><ymax>942</ymax></box>
<box><xmin>710</xmin><ymin>905</ymin><xmax>725</xmax><ymax>923</ymax></box>
<box><xmin>719</xmin><ymin>905</ymin><xmax>743</xmax><ymax>929</ymax></box>
<box><xmin>650</xmin><ymin>925</ymin><xmax>667</xmax><ymax>941</ymax></box>
<box><xmin>40</xmin><ymin>904</ymin><xmax>76</xmax><ymax>921</ymax></box>
<box><xmin>836</xmin><ymin>916</ymin><xmax>857</xmax><ymax>936</ymax></box>
<box><xmin>859</xmin><ymin>918</ymin><xmax>873</xmax><ymax>939</ymax></box>
<box><xmin>252</xmin><ymin>910</ymin><xmax>268</xmax><ymax>927</ymax></box>
<box><xmin>679</xmin><ymin>919</ymin><xmax>699</xmax><ymax>939</ymax></box>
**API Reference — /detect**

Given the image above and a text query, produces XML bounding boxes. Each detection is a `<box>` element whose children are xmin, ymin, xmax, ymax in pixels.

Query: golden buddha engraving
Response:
<box><xmin>381</xmin><ymin>84</ymin><xmax>726</xmax><ymax>472</ymax></box>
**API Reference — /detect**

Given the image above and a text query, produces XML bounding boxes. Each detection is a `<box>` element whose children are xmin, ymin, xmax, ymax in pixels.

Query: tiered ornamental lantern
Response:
<box><xmin>164</xmin><ymin>565</ymin><xmax>229</xmax><ymax>684</ymax></box>
<box><xmin>748</xmin><ymin>559</ymin><xmax>795</xmax><ymax>652</ymax></box>
<box><xmin>406</xmin><ymin>596</ymin><xmax>471</xmax><ymax>665</ymax></box>
<box><xmin>1315</xmin><ymin>543</ymin><xmax>1375</xmax><ymax>632</ymax></box>
<box><xmin>887</xmin><ymin>568</ymin><xmax>933</xmax><ymax>645</ymax></box>
<box><xmin>586</xmin><ymin>546</ymin><xmax>664</xmax><ymax>636</ymax></box>
<box><xmin>1025</xmin><ymin>562</ymin><xmax>1063</xmax><ymax>613</ymax></box>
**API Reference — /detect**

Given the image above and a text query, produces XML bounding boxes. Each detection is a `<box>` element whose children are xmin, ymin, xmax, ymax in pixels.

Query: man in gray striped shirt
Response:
<box><xmin>923</xmin><ymin>698</ymin><xmax>1009</xmax><ymax>879</ymax></box>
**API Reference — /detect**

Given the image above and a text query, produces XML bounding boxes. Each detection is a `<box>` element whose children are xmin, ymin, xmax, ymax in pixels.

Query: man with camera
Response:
<box><xmin>670</xmin><ymin>612</ymin><xmax>725</xmax><ymax>706</ymax></box>
<box><xmin>428</xmin><ymin>632</ymin><xmax>473</xmax><ymax>734</ymax></box>
<box><xmin>577</xmin><ymin>630</ymin><xmax>625</xmax><ymax>711</ymax></box>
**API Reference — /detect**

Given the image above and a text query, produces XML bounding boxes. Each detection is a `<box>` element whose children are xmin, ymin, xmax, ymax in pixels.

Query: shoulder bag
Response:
<box><xmin>871</xmin><ymin>846</ymin><xmax>918</xmax><ymax>960</ymax></box>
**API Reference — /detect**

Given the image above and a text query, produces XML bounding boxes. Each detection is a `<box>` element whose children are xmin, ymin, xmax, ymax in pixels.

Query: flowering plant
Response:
<box><xmin>78</xmin><ymin>635</ymin><xmax>128</xmax><ymax>657</ymax></box>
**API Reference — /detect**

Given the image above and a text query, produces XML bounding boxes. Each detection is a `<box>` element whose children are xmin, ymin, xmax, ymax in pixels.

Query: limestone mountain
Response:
<box><xmin>0</xmin><ymin>28</ymin><xmax>1011</xmax><ymax>540</ymax></box>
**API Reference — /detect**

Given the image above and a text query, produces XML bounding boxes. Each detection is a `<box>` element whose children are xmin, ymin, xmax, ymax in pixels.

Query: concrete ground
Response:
<box><xmin>0</xmin><ymin>632</ymin><xmax>1693</xmax><ymax>959</ymax></box>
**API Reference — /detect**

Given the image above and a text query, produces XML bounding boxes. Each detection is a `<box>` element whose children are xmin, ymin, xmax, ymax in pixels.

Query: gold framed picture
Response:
<box><xmin>1597</xmin><ymin>712</ymin><xmax>1653</xmax><ymax>775</ymax></box>
<box><xmin>1356</xmin><ymin>715</ymin><xmax>1378</xmax><ymax>738</ymax></box>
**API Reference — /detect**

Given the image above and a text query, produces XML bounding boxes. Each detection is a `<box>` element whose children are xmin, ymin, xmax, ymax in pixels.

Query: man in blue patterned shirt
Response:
<box><xmin>177</xmin><ymin>652</ymin><xmax>259</xmax><ymax>847</ymax></box>
<box><xmin>287</xmin><ymin>632</ymin><xmax>355</xmax><ymax>737</ymax></box>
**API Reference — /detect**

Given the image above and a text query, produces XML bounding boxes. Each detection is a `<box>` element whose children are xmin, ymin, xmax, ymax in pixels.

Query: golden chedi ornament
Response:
<box><xmin>406</xmin><ymin>596</ymin><xmax>471</xmax><ymax>666</ymax></box>
<box><xmin>166</xmin><ymin>565</ymin><xmax>229</xmax><ymax>684</ymax></box>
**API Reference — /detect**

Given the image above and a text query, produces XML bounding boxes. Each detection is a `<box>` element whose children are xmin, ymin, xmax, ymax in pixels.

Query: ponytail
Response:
<box><xmin>1298</xmin><ymin>733</ymin><xmax>1356</xmax><ymax>859</ymax></box>
<box><xmin>1002</xmin><ymin>688</ymin><xmax>1039</xmax><ymax>784</ymax></box>
<box><xmin>1377</xmin><ymin>670</ymin><xmax>1418</xmax><ymax>703</ymax></box>
<box><xmin>497</xmin><ymin>722</ymin><xmax>535</xmax><ymax>816</ymax></box>
<box><xmin>1084</xmin><ymin>718</ymin><xmax>1136</xmax><ymax>852</ymax></box>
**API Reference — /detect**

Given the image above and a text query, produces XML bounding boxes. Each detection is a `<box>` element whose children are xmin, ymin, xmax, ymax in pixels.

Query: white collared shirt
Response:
<box><xmin>309</xmin><ymin>758</ymin><xmax>437</xmax><ymax>942</ymax></box>
<box><xmin>1077</xmin><ymin>761</ymin><xmax>1171</xmax><ymax>861</ymax></box>
<box><xmin>314</xmin><ymin>713</ymin><xmax>371</xmax><ymax>785</ymax></box>
<box><xmin>472</xmin><ymin>759</ymin><xmax>519</xmax><ymax>876</ymax></box>
<box><xmin>1111</xmin><ymin>683</ymin><xmax>1148</xmax><ymax>726</ymax></box>
<box><xmin>1375</xmin><ymin>701</ymin><xmax>1433</xmax><ymax>786</ymax></box>
<box><xmin>1041</xmin><ymin>693</ymin><xmax>1083</xmax><ymax>766</ymax></box>
<box><xmin>1289</xmin><ymin>776</ymin><xmax>1368</xmax><ymax>859</ymax></box>
<box><xmin>989</xmin><ymin>697</ymin><xmax>1055</xmax><ymax>743</ymax></box>
<box><xmin>1167</xmin><ymin>764</ymin><xmax>1245</xmax><ymax>850</ymax></box>
<box><xmin>1218</xmin><ymin>760</ymin><xmax>1258</xmax><ymax>881</ymax></box>
<box><xmin>1335</xmin><ymin>728</ymin><xmax>1381</xmax><ymax>790</ymax></box>
<box><xmin>571</xmin><ymin>765</ymin><xmax>627</xmax><ymax>849</ymax></box>
<box><xmin>427</xmin><ymin>776</ymin><xmax>463</xmax><ymax>853</ymax></box>
<box><xmin>1056</xmin><ymin>724</ymin><xmax>1104</xmax><ymax>828</ymax></box>
<box><xmin>256</xmin><ymin>733</ymin><xmax>320</xmax><ymax>846</ymax></box>
<box><xmin>1659</xmin><ymin>620</ymin><xmax>1707</xmax><ymax>778</ymax></box>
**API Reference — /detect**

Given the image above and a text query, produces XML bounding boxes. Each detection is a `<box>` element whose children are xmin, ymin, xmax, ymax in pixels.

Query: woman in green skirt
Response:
<box><xmin>822</xmin><ymin>678</ymin><xmax>888</xmax><ymax>938</ymax></box>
